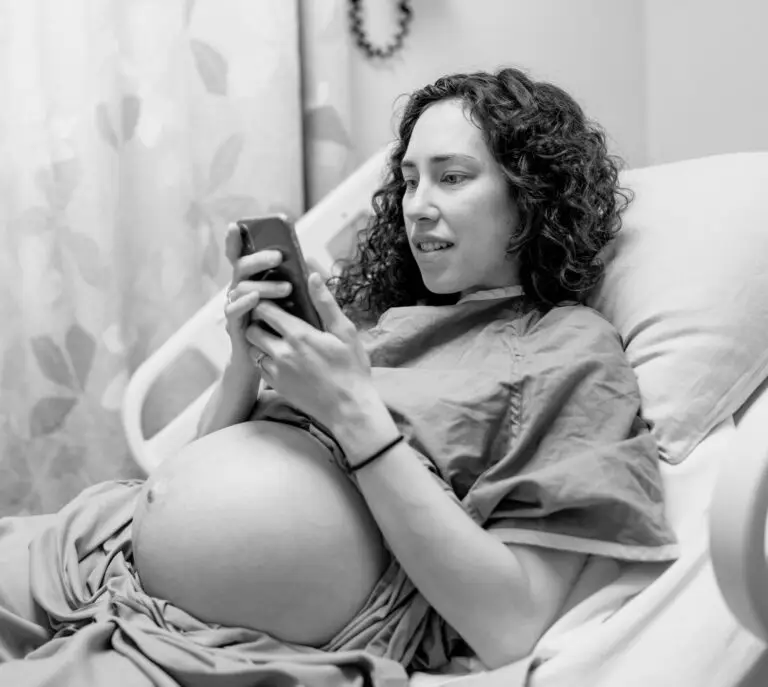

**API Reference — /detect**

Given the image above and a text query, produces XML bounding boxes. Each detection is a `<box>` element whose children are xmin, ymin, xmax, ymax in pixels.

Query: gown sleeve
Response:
<box><xmin>462</xmin><ymin>305</ymin><xmax>679</xmax><ymax>563</ymax></box>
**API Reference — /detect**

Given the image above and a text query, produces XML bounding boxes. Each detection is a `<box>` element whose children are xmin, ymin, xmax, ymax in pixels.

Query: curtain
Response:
<box><xmin>0</xmin><ymin>0</ymin><xmax>352</xmax><ymax>516</ymax></box>
<box><xmin>300</xmin><ymin>0</ymin><xmax>355</xmax><ymax>207</ymax></box>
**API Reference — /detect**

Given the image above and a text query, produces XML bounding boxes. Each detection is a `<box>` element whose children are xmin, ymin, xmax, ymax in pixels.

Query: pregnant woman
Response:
<box><xmin>0</xmin><ymin>67</ymin><xmax>678</xmax><ymax>687</ymax></box>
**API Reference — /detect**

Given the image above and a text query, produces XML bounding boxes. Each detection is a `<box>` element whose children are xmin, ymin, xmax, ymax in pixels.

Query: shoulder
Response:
<box><xmin>517</xmin><ymin>303</ymin><xmax>636</xmax><ymax>389</ymax></box>
<box><xmin>525</xmin><ymin>303</ymin><xmax>624</xmax><ymax>355</ymax></box>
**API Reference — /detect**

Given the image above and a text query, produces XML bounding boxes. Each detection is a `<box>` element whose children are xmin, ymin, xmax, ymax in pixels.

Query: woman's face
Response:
<box><xmin>400</xmin><ymin>99</ymin><xmax>521</xmax><ymax>297</ymax></box>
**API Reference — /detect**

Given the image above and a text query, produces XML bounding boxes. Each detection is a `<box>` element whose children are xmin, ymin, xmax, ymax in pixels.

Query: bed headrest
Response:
<box><xmin>588</xmin><ymin>151</ymin><xmax>768</xmax><ymax>464</ymax></box>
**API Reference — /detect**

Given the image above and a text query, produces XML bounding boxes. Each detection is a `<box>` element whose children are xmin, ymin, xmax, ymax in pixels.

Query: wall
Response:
<box><xmin>347</xmin><ymin>0</ymin><xmax>647</xmax><ymax>169</ymax></box>
<box><xmin>644</xmin><ymin>0</ymin><xmax>768</xmax><ymax>165</ymax></box>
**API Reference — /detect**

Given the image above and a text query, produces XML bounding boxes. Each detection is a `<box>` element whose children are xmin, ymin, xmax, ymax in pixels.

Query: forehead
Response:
<box><xmin>404</xmin><ymin>99</ymin><xmax>489</xmax><ymax>160</ymax></box>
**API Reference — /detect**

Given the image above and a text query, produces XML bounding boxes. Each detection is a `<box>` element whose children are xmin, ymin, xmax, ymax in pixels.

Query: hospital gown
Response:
<box><xmin>0</xmin><ymin>288</ymin><xmax>678</xmax><ymax>686</ymax></box>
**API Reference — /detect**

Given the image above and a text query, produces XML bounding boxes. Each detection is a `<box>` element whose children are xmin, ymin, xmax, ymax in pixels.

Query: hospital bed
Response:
<box><xmin>122</xmin><ymin>148</ymin><xmax>768</xmax><ymax>686</ymax></box>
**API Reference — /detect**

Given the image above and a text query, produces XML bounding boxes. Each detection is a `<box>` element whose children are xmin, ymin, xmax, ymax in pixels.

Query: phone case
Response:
<box><xmin>237</xmin><ymin>215</ymin><xmax>324</xmax><ymax>333</ymax></box>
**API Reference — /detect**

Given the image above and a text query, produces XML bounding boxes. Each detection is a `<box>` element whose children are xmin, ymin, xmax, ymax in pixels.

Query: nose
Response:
<box><xmin>403</xmin><ymin>180</ymin><xmax>439</xmax><ymax>224</ymax></box>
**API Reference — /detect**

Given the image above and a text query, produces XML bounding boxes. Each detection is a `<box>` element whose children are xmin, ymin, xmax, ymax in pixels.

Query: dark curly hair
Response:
<box><xmin>330</xmin><ymin>67</ymin><xmax>633</xmax><ymax>324</ymax></box>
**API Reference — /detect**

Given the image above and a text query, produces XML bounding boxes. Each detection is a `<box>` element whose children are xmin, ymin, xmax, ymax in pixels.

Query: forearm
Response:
<box><xmin>196</xmin><ymin>363</ymin><xmax>262</xmax><ymax>438</ymax></box>
<box><xmin>329</xmin><ymin>395</ymin><xmax>539</xmax><ymax>668</ymax></box>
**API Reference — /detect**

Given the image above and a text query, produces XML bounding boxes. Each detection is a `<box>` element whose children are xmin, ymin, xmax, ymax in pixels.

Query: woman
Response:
<box><xmin>0</xmin><ymin>68</ymin><xmax>678</xmax><ymax>686</ymax></box>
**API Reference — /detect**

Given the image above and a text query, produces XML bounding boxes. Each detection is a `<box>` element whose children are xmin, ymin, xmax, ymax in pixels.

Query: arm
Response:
<box><xmin>329</xmin><ymin>391</ymin><xmax>586</xmax><ymax>670</ymax></box>
<box><xmin>195</xmin><ymin>363</ymin><xmax>262</xmax><ymax>438</ymax></box>
<box><xmin>197</xmin><ymin>224</ymin><xmax>289</xmax><ymax>438</ymax></box>
<box><xmin>246</xmin><ymin>286</ymin><xmax>610</xmax><ymax>667</ymax></box>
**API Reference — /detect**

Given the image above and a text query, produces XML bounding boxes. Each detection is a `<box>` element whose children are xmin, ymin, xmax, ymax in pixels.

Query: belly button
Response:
<box><xmin>146</xmin><ymin>479</ymin><xmax>168</xmax><ymax>505</ymax></box>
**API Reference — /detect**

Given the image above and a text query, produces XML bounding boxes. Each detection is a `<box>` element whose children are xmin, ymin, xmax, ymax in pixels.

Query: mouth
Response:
<box><xmin>414</xmin><ymin>240</ymin><xmax>455</xmax><ymax>254</ymax></box>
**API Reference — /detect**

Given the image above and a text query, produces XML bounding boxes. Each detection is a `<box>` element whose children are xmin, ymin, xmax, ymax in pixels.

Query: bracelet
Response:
<box><xmin>348</xmin><ymin>434</ymin><xmax>405</xmax><ymax>473</ymax></box>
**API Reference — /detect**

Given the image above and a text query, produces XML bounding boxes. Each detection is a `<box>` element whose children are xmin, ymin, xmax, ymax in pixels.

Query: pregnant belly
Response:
<box><xmin>131</xmin><ymin>421</ymin><xmax>390</xmax><ymax>646</ymax></box>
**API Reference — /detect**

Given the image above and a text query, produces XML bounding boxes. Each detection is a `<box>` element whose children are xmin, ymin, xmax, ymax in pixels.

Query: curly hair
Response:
<box><xmin>330</xmin><ymin>67</ymin><xmax>633</xmax><ymax>324</ymax></box>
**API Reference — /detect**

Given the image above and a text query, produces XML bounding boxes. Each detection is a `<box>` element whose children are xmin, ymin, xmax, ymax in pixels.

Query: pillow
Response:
<box><xmin>588</xmin><ymin>152</ymin><xmax>768</xmax><ymax>464</ymax></box>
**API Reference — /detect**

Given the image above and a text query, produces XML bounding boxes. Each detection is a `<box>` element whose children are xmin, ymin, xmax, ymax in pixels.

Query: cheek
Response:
<box><xmin>483</xmin><ymin>196</ymin><xmax>518</xmax><ymax>250</ymax></box>
<box><xmin>464</xmin><ymin>203</ymin><xmax>514</xmax><ymax>254</ymax></box>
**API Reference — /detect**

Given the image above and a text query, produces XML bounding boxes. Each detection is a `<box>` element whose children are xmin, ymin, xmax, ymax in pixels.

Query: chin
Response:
<box><xmin>425</xmin><ymin>283</ymin><xmax>457</xmax><ymax>295</ymax></box>
<box><xmin>421</xmin><ymin>272</ymin><xmax>462</xmax><ymax>296</ymax></box>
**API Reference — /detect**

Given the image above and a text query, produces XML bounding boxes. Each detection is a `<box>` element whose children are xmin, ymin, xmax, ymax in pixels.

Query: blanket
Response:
<box><xmin>0</xmin><ymin>481</ymin><xmax>455</xmax><ymax>686</ymax></box>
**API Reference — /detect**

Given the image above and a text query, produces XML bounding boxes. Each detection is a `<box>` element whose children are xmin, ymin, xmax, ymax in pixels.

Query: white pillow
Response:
<box><xmin>588</xmin><ymin>152</ymin><xmax>768</xmax><ymax>464</ymax></box>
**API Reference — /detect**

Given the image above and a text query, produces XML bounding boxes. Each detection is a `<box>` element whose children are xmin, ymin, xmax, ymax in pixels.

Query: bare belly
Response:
<box><xmin>131</xmin><ymin>421</ymin><xmax>390</xmax><ymax>646</ymax></box>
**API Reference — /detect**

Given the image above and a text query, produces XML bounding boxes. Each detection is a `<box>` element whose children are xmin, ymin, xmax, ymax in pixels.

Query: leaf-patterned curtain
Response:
<box><xmin>300</xmin><ymin>0</ymin><xmax>355</xmax><ymax>207</ymax></box>
<box><xmin>0</xmin><ymin>0</ymin><xmax>352</xmax><ymax>516</ymax></box>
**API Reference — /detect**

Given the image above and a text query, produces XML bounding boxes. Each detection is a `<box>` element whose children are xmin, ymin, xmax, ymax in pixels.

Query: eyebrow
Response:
<box><xmin>400</xmin><ymin>153</ymin><xmax>478</xmax><ymax>169</ymax></box>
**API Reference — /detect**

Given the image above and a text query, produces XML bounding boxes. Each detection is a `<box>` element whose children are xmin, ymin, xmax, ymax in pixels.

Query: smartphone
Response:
<box><xmin>237</xmin><ymin>214</ymin><xmax>324</xmax><ymax>335</ymax></box>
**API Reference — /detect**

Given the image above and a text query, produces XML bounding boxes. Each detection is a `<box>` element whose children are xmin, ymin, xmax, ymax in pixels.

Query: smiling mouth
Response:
<box><xmin>416</xmin><ymin>241</ymin><xmax>454</xmax><ymax>253</ymax></box>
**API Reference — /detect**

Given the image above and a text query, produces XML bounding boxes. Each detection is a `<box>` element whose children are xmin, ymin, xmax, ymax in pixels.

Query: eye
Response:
<box><xmin>442</xmin><ymin>173</ymin><xmax>467</xmax><ymax>186</ymax></box>
<box><xmin>403</xmin><ymin>178</ymin><xmax>418</xmax><ymax>191</ymax></box>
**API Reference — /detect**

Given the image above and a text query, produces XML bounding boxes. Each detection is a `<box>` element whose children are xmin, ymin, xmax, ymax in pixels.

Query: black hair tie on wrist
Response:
<box><xmin>349</xmin><ymin>435</ymin><xmax>405</xmax><ymax>473</ymax></box>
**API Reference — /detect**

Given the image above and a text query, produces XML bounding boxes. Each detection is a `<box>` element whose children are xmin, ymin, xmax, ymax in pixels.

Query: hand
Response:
<box><xmin>245</xmin><ymin>272</ymin><xmax>379</xmax><ymax>431</ymax></box>
<box><xmin>223</xmin><ymin>223</ymin><xmax>293</xmax><ymax>371</ymax></box>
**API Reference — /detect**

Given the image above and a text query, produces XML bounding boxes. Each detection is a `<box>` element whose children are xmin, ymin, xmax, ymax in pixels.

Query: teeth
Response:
<box><xmin>419</xmin><ymin>241</ymin><xmax>453</xmax><ymax>252</ymax></box>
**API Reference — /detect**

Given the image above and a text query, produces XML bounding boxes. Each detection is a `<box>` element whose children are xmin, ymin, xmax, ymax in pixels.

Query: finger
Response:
<box><xmin>307</xmin><ymin>272</ymin><xmax>355</xmax><ymax>338</ymax></box>
<box><xmin>251</xmin><ymin>347</ymin><xmax>277</xmax><ymax>386</ymax></box>
<box><xmin>258</xmin><ymin>353</ymin><xmax>277</xmax><ymax>381</ymax></box>
<box><xmin>237</xmin><ymin>250</ymin><xmax>283</xmax><ymax>282</ymax></box>
<box><xmin>224</xmin><ymin>223</ymin><xmax>242</xmax><ymax>265</ymax></box>
<box><xmin>245</xmin><ymin>319</ymin><xmax>287</xmax><ymax>358</ymax></box>
<box><xmin>252</xmin><ymin>300</ymin><xmax>305</xmax><ymax>341</ymax></box>
<box><xmin>238</xmin><ymin>279</ymin><xmax>292</xmax><ymax>300</ymax></box>
<box><xmin>249</xmin><ymin>346</ymin><xmax>265</xmax><ymax>367</ymax></box>
<box><xmin>225</xmin><ymin>289</ymin><xmax>261</xmax><ymax>324</ymax></box>
<box><xmin>225</xmin><ymin>280</ymin><xmax>294</xmax><ymax>329</ymax></box>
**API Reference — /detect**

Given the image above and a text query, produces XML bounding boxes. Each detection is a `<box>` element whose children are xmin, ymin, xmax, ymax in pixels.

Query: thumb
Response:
<box><xmin>308</xmin><ymin>272</ymin><xmax>352</xmax><ymax>337</ymax></box>
<box><xmin>224</xmin><ymin>223</ymin><xmax>242</xmax><ymax>265</ymax></box>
